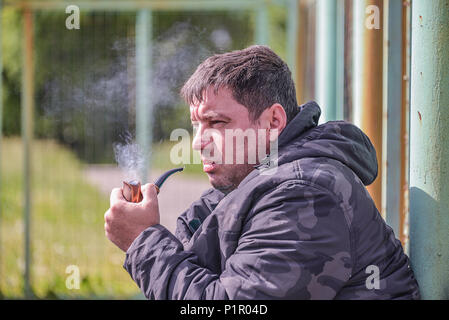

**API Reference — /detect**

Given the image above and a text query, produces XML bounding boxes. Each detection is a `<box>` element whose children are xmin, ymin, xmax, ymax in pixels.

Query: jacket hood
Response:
<box><xmin>275</xmin><ymin>101</ymin><xmax>378</xmax><ymax>185</ymax></box>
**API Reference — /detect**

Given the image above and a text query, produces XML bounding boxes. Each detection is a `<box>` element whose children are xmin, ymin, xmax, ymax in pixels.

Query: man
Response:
<box><xmin>104</xmin><ymin>45</ymin><xmax>420</xmax><ymax>299</ymax></box>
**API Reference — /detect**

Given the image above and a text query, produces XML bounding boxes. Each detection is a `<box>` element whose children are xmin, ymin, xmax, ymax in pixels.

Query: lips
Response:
<box><xmin>202</xmin><ymin>160</ymin><xmax>218</xmax><ymax>173</ymax></box>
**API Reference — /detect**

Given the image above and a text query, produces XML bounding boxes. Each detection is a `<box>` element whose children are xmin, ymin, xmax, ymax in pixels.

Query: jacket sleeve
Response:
<box><xmin>175</xmin><ymin>188</ymin><xmax>225</xmax><ymax>246</ymax></box>
<box><xmin>123</xmin><ymin>181</ymin><xmax>353</xmax><ymax>299</ymax></box>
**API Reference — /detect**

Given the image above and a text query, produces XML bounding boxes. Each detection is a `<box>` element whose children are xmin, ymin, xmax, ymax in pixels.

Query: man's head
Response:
<box><xmin>181</xmin><ymin>45</ymin><xmax>299</xmax><ymax>193</ymax></box>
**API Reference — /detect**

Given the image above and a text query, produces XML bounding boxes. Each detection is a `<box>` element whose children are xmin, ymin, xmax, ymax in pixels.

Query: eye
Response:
<box><xmin>209</xmin><ymin>120</ymin><xmax>226</xmax><ymax>127</ymax></box>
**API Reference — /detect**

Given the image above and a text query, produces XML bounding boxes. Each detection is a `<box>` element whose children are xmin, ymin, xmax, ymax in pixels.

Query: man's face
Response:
<box><xmin>190</xmin><ymin>87</ymin><xmax>269</xmax><ymax>194</ymax></box>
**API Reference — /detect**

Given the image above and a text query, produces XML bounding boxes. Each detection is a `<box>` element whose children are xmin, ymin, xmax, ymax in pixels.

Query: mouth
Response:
<box><xmin>202</xmin><ymin>159</ymin><xmax>218</xmax><ymax>173</ymax></box>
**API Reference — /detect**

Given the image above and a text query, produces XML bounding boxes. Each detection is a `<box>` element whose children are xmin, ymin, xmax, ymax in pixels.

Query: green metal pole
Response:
<box><xmin>295</xmin><ymin>0</ymin><xmax>308</xmax><ymax>104</ymax></box>
<box><xmin>383</xmin><ymin>0</ymin><xmax>403</xmax><ymax>238</ymax></box>
<box><xmin>315</xmin><ymin>0</ymin><xmax>337</xmax><ymax>122</ymax></box>
<box><xmin>286</xmin><ymin>0</ymin><xmax>298</xmax><ymax>78</ymax></box>
<box><xmin>22</xmin><ymin>7</ymin><xmax>34</xmax><ymax>298</ymax></box>
<box><xmin>255</xmin><ymin>4</ymin><xmax>269</xmax><ymax>45</ymax></box>
<box><xmin>352</xmin><ymin>0</ymin><xmax>364</xmax><ymax>128</ymax></box>
<box><xmin>335</xmin><ymin>0</ymin><xmax>345</xmax><ymax>120</ymax></box>
<box><xmin>409</xmin><ymin>0</ymin><xmax>449</xmax><ymax>300</ymax></box>
<box><xmin>136</xmin><ymin>9</ymin><xmax>152</xmax><ymax>183</ymax></box>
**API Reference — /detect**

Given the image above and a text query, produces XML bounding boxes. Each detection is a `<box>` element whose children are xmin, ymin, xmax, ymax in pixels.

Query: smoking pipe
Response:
<box><xmin>122</xmin><ymin>167</ymin><xmax>184</xmax><ymax>203</ymax></box>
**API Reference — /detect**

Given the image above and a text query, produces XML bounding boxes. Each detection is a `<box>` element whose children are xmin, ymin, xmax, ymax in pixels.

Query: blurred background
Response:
<box><xmin>1</xmin><ymin>0</ymin><xmax>448</xmax><ymax>299</ymax></box>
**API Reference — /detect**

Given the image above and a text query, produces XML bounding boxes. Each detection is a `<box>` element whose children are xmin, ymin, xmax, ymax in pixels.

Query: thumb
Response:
<box><xmin>110</xmin><ymin>187</ymin><xmax>125</xmax><ymax>207</ymax></box>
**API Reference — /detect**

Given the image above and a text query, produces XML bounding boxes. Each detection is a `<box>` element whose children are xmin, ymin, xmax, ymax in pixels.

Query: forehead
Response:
<box><xmin>190</xmin><ymin>87</ymin><xmax>246</xmax><ymax>120</ymax></box>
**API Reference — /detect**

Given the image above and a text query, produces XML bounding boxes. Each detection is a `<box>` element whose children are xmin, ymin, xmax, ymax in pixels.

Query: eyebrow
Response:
<box><xmin>191</xmin><ymin>111</ymin><xmax>231</xmax><ymax>122</ymax></box>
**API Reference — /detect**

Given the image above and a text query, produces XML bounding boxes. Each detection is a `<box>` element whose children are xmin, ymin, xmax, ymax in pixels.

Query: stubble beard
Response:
<box><xmin>209</xmin><ymin>163</ymin><xmax>255</xmax><ymax>194</ymax></box>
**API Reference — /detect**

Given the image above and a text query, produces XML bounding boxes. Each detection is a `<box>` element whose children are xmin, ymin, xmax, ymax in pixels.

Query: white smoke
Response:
<box><xmin>113</xmin><ymin>132</ymin><xmax>146</xmax><ymax>181</ymax></box>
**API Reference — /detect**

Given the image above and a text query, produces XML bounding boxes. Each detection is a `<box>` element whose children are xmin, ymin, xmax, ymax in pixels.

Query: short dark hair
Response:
<box><xmin>181</xmin><ymin>45</ymin><xmax>299</xmax><ymax>123</ymax></box>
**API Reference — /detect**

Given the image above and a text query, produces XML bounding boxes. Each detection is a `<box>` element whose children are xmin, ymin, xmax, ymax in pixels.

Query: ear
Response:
<box><xmin>258</xmin><ymin>103</ymin><xmax>287</xmax><ymax>141</ymax></box>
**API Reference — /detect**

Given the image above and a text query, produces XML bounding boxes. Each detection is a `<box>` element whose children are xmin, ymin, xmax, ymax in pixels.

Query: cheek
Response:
<box><xmin>210</xmin><ymin>131</ymin><xmax>224</xmax><ymax>151</ymax></box>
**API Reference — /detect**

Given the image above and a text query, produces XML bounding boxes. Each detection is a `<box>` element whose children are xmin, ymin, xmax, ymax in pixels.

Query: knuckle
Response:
<box><xmin>110</xmin><ymin>204</ymin><xmax>121</xmax><ymax>215</ymax></box>
<box><xmin>143</xmin><ymin>200</ymin><xmax>154</xmax><ymax>210</ymax></box>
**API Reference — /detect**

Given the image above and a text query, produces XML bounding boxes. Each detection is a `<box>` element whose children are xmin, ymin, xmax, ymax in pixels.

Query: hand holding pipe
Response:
<box><xmin>122</xmin><ymin>167</ymin><xmax>184</xmax><ymax>203</ymax></box>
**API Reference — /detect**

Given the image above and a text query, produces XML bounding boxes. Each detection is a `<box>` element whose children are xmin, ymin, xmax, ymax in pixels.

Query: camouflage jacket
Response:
<box><xmin>123</xmin><ymin>101</ymin><xmax>421</xmax><ymax>299</ymax></box>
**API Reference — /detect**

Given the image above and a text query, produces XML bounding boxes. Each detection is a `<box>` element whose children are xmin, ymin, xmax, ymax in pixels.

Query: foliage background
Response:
<box><xmin>1</xmin><ymin>5</ymin><xmax>288</xmax><ymax>163</ymax></box>
<box><xmin>0</xmin><ymin>1</ymin><xmax>289</xmax><ymax>298</ymax></box>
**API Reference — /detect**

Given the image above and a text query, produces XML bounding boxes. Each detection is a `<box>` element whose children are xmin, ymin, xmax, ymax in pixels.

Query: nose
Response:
<box><xmin>192</xmin><ymin>125</ymin><xmax>206</xmax><ymax>151</ymax></box>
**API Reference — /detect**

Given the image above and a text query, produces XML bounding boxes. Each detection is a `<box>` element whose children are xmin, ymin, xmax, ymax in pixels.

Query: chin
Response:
<box><xmin>208</xmin><ymin>174</ymin><xmax>222</xmax><ymax>188</ymax></box>
<box><xmin>208</xmin><ymin>175</ymin><xmax>234</xmax><ymax>194</ymax></box>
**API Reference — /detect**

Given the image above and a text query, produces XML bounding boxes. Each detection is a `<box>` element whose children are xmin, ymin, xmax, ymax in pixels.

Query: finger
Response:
<box><xmin>142</xmin><ymin>183</ymin><xmax>158</xmax><ymax>201</ymax></box>
<box><xmin>110</xmin><ymin>187</ymin><xmax>124</xmax><ymax>207</ymax></box>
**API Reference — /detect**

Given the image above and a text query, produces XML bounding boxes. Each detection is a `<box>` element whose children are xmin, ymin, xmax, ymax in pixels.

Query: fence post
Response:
<box><xmin>335</xmin><ymin>0</ymin><xmax>345</xmax><ymax>121</ymax></box>
<box><xmin>136</xmin><ymin>9</ymin><xmax>153</xmax><ymax>183</ymax></box>
<box><xmin>409</xmin><ymin>0</ymin><xmax>449</xmax><ymax>300</ymax></box>
<box><xmin>0</xmin><ymin>0</ymin><xmax>3</xmax><ymax>293</ymax></box>
<box><xmin>286</xmin><ymin>0</ymin><xmax>298</xmax><ymax>79</ymax></box>
<box><xmin>22</xmin><ymin>7</ymin><xmax>34</xmax><ymax>298</ymax></box>
<box><xmin>315</xmin><ymin>0</ymin><xmax>337</xmax><ymax>122</ymax></box>
<box><xmin>255</xmin><ymin>3</ymin><xmax>269</xmax><ymax>45</ymax></box>
<box><xmin>382</xmin><ymin>0</ymin><xmax>403</xmax><ymax>239</ymax></box>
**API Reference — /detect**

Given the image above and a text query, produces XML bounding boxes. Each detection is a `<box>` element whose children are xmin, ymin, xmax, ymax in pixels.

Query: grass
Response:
<box><xmin>0</xmin><ymin>137</ymin><xmax>144</xmax><ymax>299</ymax></box>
